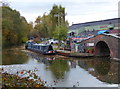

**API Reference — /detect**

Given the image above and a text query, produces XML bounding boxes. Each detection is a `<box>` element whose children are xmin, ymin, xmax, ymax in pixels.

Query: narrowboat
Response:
<box><xmin>25</xmin><ymin>41</ymin><xmax>56</xmax><ymax>55</ymax></box>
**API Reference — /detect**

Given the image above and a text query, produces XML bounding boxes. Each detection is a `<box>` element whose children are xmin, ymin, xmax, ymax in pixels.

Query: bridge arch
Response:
<box><xmin>95</xmin><ymin>41</ymin><xmax>110</xmax><ymax>57</ymax></box>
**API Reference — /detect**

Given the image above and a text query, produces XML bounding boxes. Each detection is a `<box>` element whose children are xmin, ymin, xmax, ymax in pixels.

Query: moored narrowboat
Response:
<box><xmin>25</xmin><ymin>41</ymin><xmax>56</xmax><ymax>55</ymax></box>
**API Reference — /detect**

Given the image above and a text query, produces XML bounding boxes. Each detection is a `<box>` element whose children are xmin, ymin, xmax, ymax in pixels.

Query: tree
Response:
<box><xmin>54</xmin><ymin>24</ymin><xmax>68</xmax><ymax>41</ymax></box>
<box><xmin>34</xmin><ymin>14</ymin><xmax>51</xmax><ymax>38</ymax></box>
<box><xmin>35</xmin><ymin>16</ymin><xmax>41</xmax><ymax>24</ymax></box>
<box><xmin>2</xmin><ymin>6</ymin><xmax>31</xmax><ymax>48</ymax></box>
<box><xmin>32</xmin><ymin>4</ymin><xmax>68</xmax><ymax>40</ymax></box>
<box><xmin>49</xmin><ymin>4</ymin><xmax>66</xmax><ymax>35</ymax></box>
<box><xmin>49</xmin><ymin>4</ymin><xmax>68</xmax><ymax>41</ymax></box>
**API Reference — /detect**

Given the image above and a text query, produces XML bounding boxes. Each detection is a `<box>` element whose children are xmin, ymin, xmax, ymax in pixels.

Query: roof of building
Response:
<box><xmin>69</xmin><ymin>18</ymin><xmax>120</xmax><ymax>30</ymax></box>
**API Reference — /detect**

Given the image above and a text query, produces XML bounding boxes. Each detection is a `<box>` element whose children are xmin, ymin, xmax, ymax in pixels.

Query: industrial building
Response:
<box><xmin>69</xmin><ymin>18</ymin><xmax>120</xmax><ymax>37</ymax></box>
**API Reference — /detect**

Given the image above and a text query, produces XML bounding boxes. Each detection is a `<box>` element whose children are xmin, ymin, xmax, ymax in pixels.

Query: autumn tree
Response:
<box><xmin>27</xmin><ymin>4</ymin><xmax>69</xmax><ymax>45</ymax></box>
<box><xmin>34</xmin><ymin>14</ymin><xmax>49</xmax><ymax>38</ymax></box>
<box><xmin>2</xmin><ymin>6</ymin><xmax>31</xmax><ymax>48</ymax></box>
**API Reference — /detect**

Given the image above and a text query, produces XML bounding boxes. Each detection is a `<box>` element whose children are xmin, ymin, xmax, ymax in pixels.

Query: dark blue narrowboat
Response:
<box><xmin>25</xmin><ymin>41</ymin><xmax>56</xmax><ymax>55</ymax></box>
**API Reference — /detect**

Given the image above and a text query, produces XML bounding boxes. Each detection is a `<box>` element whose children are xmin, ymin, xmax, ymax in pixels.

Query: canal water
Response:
<box><xmin>1</xmin><ymin>48</ymin><xmax>120</xmax><ymax>87</ymax></box>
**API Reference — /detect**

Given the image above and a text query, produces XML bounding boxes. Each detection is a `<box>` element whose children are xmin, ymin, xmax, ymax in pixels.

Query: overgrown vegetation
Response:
<box><xmin>2</xmin><ymin>6</ymin><xmax>31</xmax><ymax>48</ymax></box>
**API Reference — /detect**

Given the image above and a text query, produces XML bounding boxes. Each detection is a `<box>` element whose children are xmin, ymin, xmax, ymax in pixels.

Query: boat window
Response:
<box><xmin>36</xmin><ymin>46</ymin><xmax>38</xmax><ymax>49</ymax></box>
<box><xmin>48</xmin><ymin>45</ymin><xmax>53</xmax><ymax>50</ymax></box>
<box><xmin>38</xmin><ymin>46</ymin><xmax>40</xmax><ymax>49</ymax></box>
<box><xmin>34</xmin><ymin>45</ymin><xmax>36</xmax><ymax>49</ymax></box>
<box><xmin>41</xmin><ymin>46</ymin><xmax>47</xmax><ymax>51</ymax></box>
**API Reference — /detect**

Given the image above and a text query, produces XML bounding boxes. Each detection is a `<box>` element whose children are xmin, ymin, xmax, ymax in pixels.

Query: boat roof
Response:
<box><xmin>33</xmin><ymin>43</ymin><xmax>51</xmax><ymax>46</ymax></box>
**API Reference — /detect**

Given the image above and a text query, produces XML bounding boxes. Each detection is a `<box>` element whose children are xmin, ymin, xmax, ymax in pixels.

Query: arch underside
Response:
<box><xmin>95</xmin><ymin>41</ymin><xmax>110</xmax><ymax>57</ymax></box>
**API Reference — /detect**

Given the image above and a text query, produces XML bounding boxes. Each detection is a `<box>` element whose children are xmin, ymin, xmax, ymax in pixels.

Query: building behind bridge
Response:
<box><xmin>68</xmin><ymin>18</ymin><xmax>120</xmax><ymax>37</ymax></box>
<box><xmin>65</xmin><ymin>18</ymin><xmax>120</xmax><ymax>59</ymax></box>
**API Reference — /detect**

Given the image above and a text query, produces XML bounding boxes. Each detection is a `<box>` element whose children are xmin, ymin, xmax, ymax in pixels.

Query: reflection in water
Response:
<box><xmin>69</xmin><ymin>60</ymin><xmax>76</xmax><ymax>68</ymax></box>
<box><xmin>78</xmin><ymin>57</ymin><xmax>120</xmax><ymax>84</ymax></box>
<box><xmin>93</xmin><ymin>58</ymin><xmax>120</xmax><ymax>84</ymax></box>
<box><xmin>49</xmin><ymin>59</ymin><xmax>69</xmax><ymax>79</ymax></box>
<box><xmin>95</xmin><ymin>58</ymin><xmax>110</xmax><ymax>76</ymax></box>
<box><xmin>26</xmin><ymin>52</ymin><xmax>70</xmax><ymax>79</ymax></box>
<box><xmin>2</xmin><ymin>50</ymin><xmax>29</xmax><ymax>65</ymax></box>
<box><xmin>2</xmin><ymin>49</ymin><xmax>120</xmax><ymax>86</ymax></box>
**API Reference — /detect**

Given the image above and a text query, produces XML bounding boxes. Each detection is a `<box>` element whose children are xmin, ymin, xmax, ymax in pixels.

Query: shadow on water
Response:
<box><xmin>94</xmin><ymin>57</ymin><xmax>120</xmax><ymax>84</ymax></box>
<box><xmin>94</xmin><ymin>57</ymin><xmax>110</xmax><ymax>76</ymax></box>
<box><xmin>78</xmin><ymin>57</ymin><xmax>120</xmax><ymax>84</ymax></box>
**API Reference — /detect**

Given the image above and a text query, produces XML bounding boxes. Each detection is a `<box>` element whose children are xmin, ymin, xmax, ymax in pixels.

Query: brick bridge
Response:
<box><xmin>81</xmin><ymin>33</ymin><xmax>120</xmax><ymax>60</ymax></box>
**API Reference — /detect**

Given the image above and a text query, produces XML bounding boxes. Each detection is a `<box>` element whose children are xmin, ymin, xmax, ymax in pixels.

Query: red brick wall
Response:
<box><xmin>81</xmin><ymin>34</ymin><xmax>120</xmax><ymax>60</ymax></box>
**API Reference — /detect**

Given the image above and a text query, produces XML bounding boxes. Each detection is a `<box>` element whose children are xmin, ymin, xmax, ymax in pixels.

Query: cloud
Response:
<box><xmin>21</xmin><ymin>13</ymin><xmax>41</xmax><ymax>22</ymax></box>
<box><xmin>8</xmin><ymin>0</ymin><xmax>119</xmax><ymax>25</ymax></box>
<box><xmin>66</xmin><ymin>10</ymin><xmax>118</xmax><ymax>26</ymax></box>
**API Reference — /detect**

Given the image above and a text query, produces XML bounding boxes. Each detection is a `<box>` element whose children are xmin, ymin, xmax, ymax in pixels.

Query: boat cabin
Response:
<box><xmin>25</xmin><ymin>41</ymin><xmax>55</xmax><ymax>55</ymax></box>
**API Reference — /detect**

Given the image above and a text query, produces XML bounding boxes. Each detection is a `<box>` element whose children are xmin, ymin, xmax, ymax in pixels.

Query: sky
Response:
<box><xmin>2</xmin><ymin>0</ymin><xmax>120</xmax><ymax>25</ymax></box>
